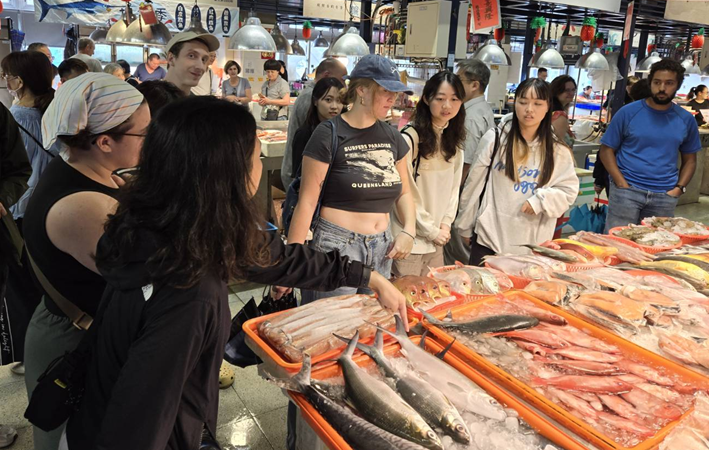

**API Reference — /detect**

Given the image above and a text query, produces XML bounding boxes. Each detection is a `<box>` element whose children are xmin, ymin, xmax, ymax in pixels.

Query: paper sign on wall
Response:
<box><xmin>470</xmin><ymin>0</ymin><xmax>501</xmax><ymax>32</ymax></box>
<box><xmin>303</xmin><ymin>0</ymin><xmax>361</xmax><ymax>22</ymax></box>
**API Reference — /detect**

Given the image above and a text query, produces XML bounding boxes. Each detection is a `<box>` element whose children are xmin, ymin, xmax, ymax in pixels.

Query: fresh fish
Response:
<box><xmin>421</xmin><ymin>310</ymin><xmax>539</xmax><ymax>335</ymax></box>
<box><xmin>272</xmin><ymin>354</ymin><xmax>429</xmax><ymax>450</ymax></box>
<box><xmin>534</xmin><ymin>357</ymin><xmax>623</xmax><ymax>376</ymax></box>
<box><xmin>392</xmin><ymin>276</ymin><xmax>434</xmax><ymax>308</ymax></box>
<box><xmin>522</xmin><ymin>244</ymin><xmax>584</xmax><ymax>263</ymax></box>
<box><xmin>543</xmin><ymin>346</ymin><xmax>623</xmax><ymax>363</ymax></box>
<box><xmin>378</xmin><ymin>316</ymin><xmax>508</xmax><ymax>421</ymax></box>
<box><xmin>596</xmin><ymin>411</ymin><xmax>655</xmax><ymax>438</ymax></box>
<box><xmin>618</xmin><ymin>285</ymin><xmax>680</xmax><ymax>313</ymax></box>
<box><xmin>570</xmin><ymin>391</ymin><xmax>604</xmax><ymax>411</ymax></box>
<box><xmin>482</xmin><ymin>255</ymin><xmax>547</xmax><ymax>279</ymax></box>
<box><xmin>531</xmin><ymin>375</ymin><xmax>633</xmax><ymax>394</ymax></box>
<box><xmin>635</xmin><ymin>383</ymin><xmax>687</xmax><ymax>406</ymax></box>
<box><xmin>339</xmin><ymin>331</ymin><xmax>471</xmax><ymax>445</ymax></box>
<box><xmin>613</xmin><ymin>226</ymin><xmax>681</xmax><ymax>247</ymax></box>
<box><xmin>638</xmin><ymin>261</ymin><xmax>709</xmax><ymax>289</ymax></box>
<box><xmin>505</xmin><ymin>299</ymin><xmax>567</xmax><ymax>325</ymax></box>
<box><xmin>431</xmin><ymin>269</ymin><xmax>472</xmax><ymax>295</ymax></box>
<box><xmin>597</xmin><ymin>394</ymin><xmax>644</xmax><ymax>423</ymax></box>
<box><xmin>435</xmin><ymin>280</ymin><xmax>452</xmax><ymax>297</ymax></box>
<box><xmin>645</xmin><ymin>216</ymin><xmax>709</xmax><ymax>236</ymax></box>
<box><xmin>546</xmin><ymin>387</ymin><xmax>598</xmax><ymax>419</ymax></box>
<box><xmin>337</xmin><ymin>331</ymin><xmax>443</xmax><ymax>449</ymax></box>
<box><xmin>554</xmin><ymin>239</ymin><xmax>619</xmax><ymax>260</ymax></box>
<box><xmin>453</xmin><ymin>265</ymin><xmax>500</xmax><ymax>294</ymax></box>
<box><xmin>620</xmin><ymin>388</ymin><xmax>683</xmax><ymax>420</ymax></box>
<box><xmin>497</xmin><ymin>329</ymin><xmax>570</xmax><ymax>349</ymax></box>
<box><xmin>658</xmin><ymin>255</ymin><xmax>709</xmax><ymax>275</ymax></box>
<box><xmin>575</xmin><ymin>232</ymin><xmax>656</xmax><ymax>264</ymax></box>
<box><xmin>657</xmin><ymin>332</ymin><xmax>709</xmax><ymax>369</ymax></box>
<box><xmin>523</xmin><ymin>281</ymin><xmax>570</xmax><ymax>305</ymax></box>
<box><xmin>615</xmin><ymin>360</ymin><xmax>675</xmax><ymax>386</ymax></box>
<box><xmin>537</xmin><ymin>324</ymin><xmax>620</xmax><ymax>353</ymax></box>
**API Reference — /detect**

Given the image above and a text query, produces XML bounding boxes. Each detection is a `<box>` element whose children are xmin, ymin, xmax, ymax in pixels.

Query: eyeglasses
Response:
<box><xmin>1</xmin><ymin>74</ymin><xmax>18</xmax><ymax>81</ymax></box>
<box><xmin>91</xmin><ymin>132</ymin><xmax>148</xmax><ymax>145</ymax></box>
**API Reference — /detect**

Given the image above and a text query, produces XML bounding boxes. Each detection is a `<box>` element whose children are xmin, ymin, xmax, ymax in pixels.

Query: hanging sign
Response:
<box><xmin>175</xmin><ymin>3</ymin><xmax>187</xmax><ymax>31</ymax></box>
<box><xmin>191</xmin><ymin>4</ymin><xmax>200</xmax><ymax>22</ymax></box>
<box><xmin>665</xmin><ymin>0</ymin><xmax>709</xmax><ymax>26</ymax></box>
<box><xmin>622</xmin><ymin>1</ymin><xmax>634</xmax><ymax>58</ymax></box>
<box><xmin>470</xmin><ymin>0</ymin><xmax>501</xmax><ymax>33</ymax></box>
<box><xmin>303</xmin><ymin>0</ymin><xmax>361</xmax><ymax>22</ymax></box>
<box><xmin>175</xmin><ymin>3</ymin><xmax>186</xmax><ymax>30</ymax></box>
<box><xmin>206</xmin><ymin>6</ymin><xmax>216</xmax><ymax>33</ymax></box>
<box><xmin>221</xmin><ymin>8</ymin><xmax>231</xmax><ymax>34</ymax></box>
<box><xmin>139</xmin><ymin>3</ymin><xmax>158</xmax><ymax>25</ymax></box>
<box><xmin>543</xmin><ymin>0</ymin><xmax>620</xmax><ymax>13</ymax></box>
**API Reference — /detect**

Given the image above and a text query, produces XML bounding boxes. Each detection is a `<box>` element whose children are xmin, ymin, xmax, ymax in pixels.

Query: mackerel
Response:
<box><xmin>421</xmin><ymin>310</ymin><xmax>539</xmax><ymax>335</ymax></box>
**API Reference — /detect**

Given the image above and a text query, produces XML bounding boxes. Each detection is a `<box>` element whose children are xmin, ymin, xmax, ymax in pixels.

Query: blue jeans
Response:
<box><xmin>301</xmin><ymin>218</ymin><xmax>393</xmax><ymax>305</ymax></box>
<box><xmin>604</xmin><ymin>180</ymin><xmax>680</xmax><ymax>233</ymax></box>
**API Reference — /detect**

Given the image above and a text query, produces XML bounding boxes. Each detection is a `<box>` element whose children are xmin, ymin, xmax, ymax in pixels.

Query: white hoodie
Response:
<box><xmin>456</xmin><ymin>126</ymin><xmax>578</xmax><ymax>255</ymax></box>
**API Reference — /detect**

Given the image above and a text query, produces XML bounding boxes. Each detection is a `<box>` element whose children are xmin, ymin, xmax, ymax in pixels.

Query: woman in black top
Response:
<box><xmin>65</xmin><ymin>97</ymin><xmax>407</xmax><ymax>450</ymax></box>
<box><xmin>291</xmin><ymin>77</ymin><xmax>345</xmax><ymax>175</ymax></box>
<box><xmin>687</xmin><ymin>84</ymin><xmax>708</xmax><ymax>126</ymax></box>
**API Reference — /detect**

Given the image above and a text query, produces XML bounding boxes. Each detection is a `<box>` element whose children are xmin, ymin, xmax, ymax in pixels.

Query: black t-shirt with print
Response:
<box><xmin>303</xmin><ymin>115</ymin><xmax>409</xmax><ymax>213</ymax></box>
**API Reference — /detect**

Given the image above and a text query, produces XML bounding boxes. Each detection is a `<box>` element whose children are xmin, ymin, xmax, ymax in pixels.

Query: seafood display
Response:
<box><xmin>644</xmin><ymin>216</ymin><xmax>709</xmax><ymax>237</ymax></box>
<box><xmin>572</xmin><ymin>232</ymin><xmax>656</xmax><ymax>264</ymax></box>
<box><xmin>482</xmin><ymin>255</ymin><xmax>565</xmax><ymax>279</ymax></box>
<box><xmin>424</xmin><ymin>300</ymin><xmax>700</xmax><ymax>448</ymax></box>
<box><xmin>612</xmin><ymin>225</ymin><xmax>681</xmax><ymax>248</ymax></box>
<box><xmin>392</xmin><ymin>276</ymin><xmax>454</xmax><ymax>309</ymax></box>
<box><xmin>660</xmin><ymin>392</ymin><xmax>709</xmax><ymax>450</ymax></box>
<box><xmin>258</xmin><ymin>294</ymin><xmax>394</xmax><ymax>362</ymax></box>
<box><xmin>429</xmin><ymin>265</ymin><xmax>512</xmax><ymax>296</ymax></box>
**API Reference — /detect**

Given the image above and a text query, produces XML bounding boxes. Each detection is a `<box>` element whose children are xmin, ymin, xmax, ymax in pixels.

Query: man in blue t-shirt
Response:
<box><xmin>133</xmin><ymin>53</ymin><xmax>167</xmax><ymax>83</ymax></box>
<box><xmin>600</xmin><ymin>59</ymin><xmax>701</xmax><ymax>232</ymax></box>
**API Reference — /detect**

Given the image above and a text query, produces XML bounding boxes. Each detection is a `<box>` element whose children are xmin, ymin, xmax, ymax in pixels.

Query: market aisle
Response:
<box><xmin>0</xmin><ymin>284</ymin><xmax>288</xmax><ymax>450</ymax></box>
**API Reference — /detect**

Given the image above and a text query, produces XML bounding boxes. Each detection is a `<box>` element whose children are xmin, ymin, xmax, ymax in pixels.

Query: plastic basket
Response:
<box><xmin>421</xmin><ymin>291</ymin><xmax>709</xmax><ymax>450</ymax></box>
<box><xmin>607</xmin><ymin>227</ymin><xmax>682</xmax><ymax>254</ymax></box>
<box><xmin>640</xmin><ymin>218</ymin><xmax>709</xmax><ymax>245</ymax></box>
<box><xmin>290</xmin><ymin>334</ymin><xmax>591</xmax><ymax>450</ymax></box>
<box><xmin>483</xmin><ymin>263</ymin><xmax>533</xmax><ymax>288</ymax></box>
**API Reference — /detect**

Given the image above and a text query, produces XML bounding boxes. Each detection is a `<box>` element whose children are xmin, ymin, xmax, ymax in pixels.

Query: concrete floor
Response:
<box><xmin>2</xmin><ymin>197</ymin><xmax>708</xmax><ymax>450</ymax></box>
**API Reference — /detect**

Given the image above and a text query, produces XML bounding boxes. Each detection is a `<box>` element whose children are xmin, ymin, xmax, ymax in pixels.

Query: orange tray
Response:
<box><xmin>640</xmin><ymin>218</ymin><xmax>709</xmax><ymax>245</ymax></box>
<box><xmin>420</xmin><ymin>291</ymin><xmax>709</xmax><ymax>450</ymax></box>
<box><xmin>242</xmin><ymin>308</ymin><xmax>408</xmax><ymax>374</ymax></box>
<box><xmin>608</xmin><ymin>227</ymin><xmax>683</xmax><ymax>254</ymax></box>
<box><xmin>290</xmin><ymin>335</ymin><xmax>590</xmax><ymax>450</ymax></box>
<box><xmin>483</xmin><ymin>263</ymin><xmax>533</xmax><ymax>288</ymax></box>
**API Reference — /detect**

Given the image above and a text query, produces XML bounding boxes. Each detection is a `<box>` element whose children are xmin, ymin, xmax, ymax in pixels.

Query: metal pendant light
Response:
<box><xmin>328</xmin><ymin>26</ymin><xmax>369</xmax><ymax>57</ymax></box>
<box><xmin>184</xmin><ymin>9</ymin><xmax>209</xmax><ymax>34</ymax></box>
<box><xmin>530</xmin><ymin>43</ymin><xmax>565</xmax><ymax>69</ymax></box>
<box><xmin>122</xmin><ymin>15</ymin><xmax>172</xmax><ymax>46</ymax></box>
<box><xmin>106</xmin><ymin>8</ymin><xmax>133</xmax><ymax>43</ymax></box>
<box><xmin>291</xmin><ymin>36</ymin><xmax>305</xmax><ymax>55</ymax></box>
<box><xmin>314</xmin><ymin>30</ymin><xmax>329</xmax><ymax>48</ymax></box>
<box><xmin>576</xmin><ymin>48</ymin><xmax>610</xmax><ymax>70</ymax></box>
<box><xmin>472</xmin><ymin>33</ymin><xmax>510</xmax><ymax>66</ymax></box>
<box><xmin>229</xmin><ymin>11</ymin><xmax>277</xmax><ymax>51</ymax></box>
<box><xmin>635</xmin><ymin>51</ymin><xmax>661</xmax><ymax>73</ymax></box>
<box><xmin>89</xmin><ymin>26</ymin><xmax>108</xmax><ymax>43</ymax></box>
<box><xmin>271</xmin><ymin>25</ymin><xmax>293</xmax><ymax>54</ymax></box>
<box><xmin>681</xmin><ymin>53</ymin><xmax>701</xmax><ymax>75</ymax></box>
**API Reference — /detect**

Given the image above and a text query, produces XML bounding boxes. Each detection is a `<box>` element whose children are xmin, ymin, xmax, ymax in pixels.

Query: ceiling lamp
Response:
<box><xmin>271</xmin><ymin>25</ymin><xmax>293</xmax><ymax>54</ymax></box>
<box><xmin>229</xmin><ymin>12</ymin><xmax>277</xmax><ymax>51</ymax></box>
<box><xmin>291</xmin><ymin>36</ymin><xmax>305</xmax><ymax>55</ymax></box>
<box><xmin>576</xmin><ymin>49</ymin><xmax>610</xmax><ymax>70</ymax></box>
<box><xmin>184</xmin><ymin>10</ymin><xmax>208</xmax><ymax>34</ymax></box>
<box><xmin>89</xmin><ymin>27</ymin><xmax>108</xmax><ymax>43</ymax></box>
<box><xmin>530</xmin><ymin>42</ymin><xmax>565</xmax><ymax>69</ymax></box>
<box><xmin>472</xmin><ymin>35</ymin><xmax>510</xmax><ymax>66</ymax></box>
<box><xmin>314</xmin><ymin>30</ymin><xmax>329</xmax><ymax>48</ymax></box>
<box><xmin>122</xmin><ymin>15</ymin><xmax>172</xmax><ymax>46</ymax></box>
<box><xmin>106</xmin><ymin>8</ymin><xmax>132</xmax><ymax>43</ymax></box>
<box><xmin>328</xmin><ymin>26</ymin><xmax>369</xmax><ymax>57</ymax></box>
<box><xmin>681</xmin><ymin>56</ymin><xmax>701</xmax><ymax>75</ymax></box>
<box><xmin>635</xmin><ymin>51</ymin><xmax>661</xmax><ymax>73</ymax></box>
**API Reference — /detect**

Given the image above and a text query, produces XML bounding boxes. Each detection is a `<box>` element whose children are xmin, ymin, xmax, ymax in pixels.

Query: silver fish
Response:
<box><xmin>522</xmin><ymin>244</ymin><xmax>583</xmax><ymax>263</ymax></box>
<box><xmin>456</xmin><ymin>266</ymin><xmax>500</xmax><ymax>294</ymax></box>
<box><xmin>338</xmin><ymin>331</ymin><xmax>443</xmax><ymax>450</ymax></box>
<box><xmin>379</xmin><ymin>316</ymin><xmax>508</xmax><ymax>421</ymax></box>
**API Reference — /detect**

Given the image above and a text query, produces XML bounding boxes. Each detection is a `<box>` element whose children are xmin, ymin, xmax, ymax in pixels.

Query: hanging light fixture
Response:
<box><xmin>291</xmin><ymin>36</ymin><xmax>305</xmax><ymax>55</ymax></box>
<box><xmin>106</xmin><ymin>7</ymin><xmax>133</xmax><ymax>43</ymax></box>
<box><xmin>328</xmin><ymin>26</ymin><xmax>369</xmax><ymax>57</ymax></box>
<box><xmin>472</xmin><ymin>32</ymin><xmax>510</xmax><ymax>66</ymax></box>
<box><xmin>635</xmin><ymin>51</ymin><xmax>661</xmax><ymax>73</ymax></box>
<box><xmin>89</xmin><ymin>26</ymin><xmax>108</xmax><ymax>43</ymax></box>
<box><xmin>271</xmin><ymin>25</ymin><xmax>293</xmax><ymax>54</ymax></box>
<box><xmin>530</xmin><ymin>43</ymin><xmax>565</xmax><ymax>69</ymax></box>
<box><xmin>184</xmin><ymin>9</ymin><xmax>209</xmax><ymax>34</ymax></box>
<box><xmin>681</xmin><ymin>52</ymin><xmax>701</xmax><ymax>74</ymax></box>
<box><xmin>576</xmin><ymin>48</ymin><xmax>610</xmax><ymax>70</ymax></box>
<box><xmin>314</xmin><ymin>30</ymin><xmax>329</xmax><ymax>48</ymax></box>
<box><xmin>122</xmin><ymin>15</ymin><xmax>172</xmax><ymax>46</ymax></box>
<box><xmin>229</xmin><ymin>11</ymin><xmax>277</xmax><ymax>51</ymax></box>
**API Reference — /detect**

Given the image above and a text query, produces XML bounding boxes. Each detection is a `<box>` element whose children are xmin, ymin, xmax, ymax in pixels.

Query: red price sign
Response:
<box><xmin>471</xmin><ymin>0</ymin><xmax>501</xmax><ymax>32</ymax></box>
<box><xmin>139</xmin><ymin>3</ymin><xmax>158</xmax><ymax>25</ymax></box>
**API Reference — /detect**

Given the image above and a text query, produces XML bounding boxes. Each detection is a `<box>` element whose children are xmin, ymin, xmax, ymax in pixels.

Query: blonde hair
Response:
<box><xmin>339</xmin><ymin>78</ymin><xmax>378</xmax><ymax>105</ymax></box>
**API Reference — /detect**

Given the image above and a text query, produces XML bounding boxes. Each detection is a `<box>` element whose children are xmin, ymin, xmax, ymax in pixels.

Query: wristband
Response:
<box><xmin>400</xmin><ymin>230</ymin><xmax>415</xmax><ymax>240</ymax></box>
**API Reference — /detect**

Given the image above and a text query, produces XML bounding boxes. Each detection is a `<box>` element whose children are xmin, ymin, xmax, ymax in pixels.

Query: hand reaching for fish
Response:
<box><xmin>387</xmin><ymin>232</ymin><xmax>414</xmax><ymax>260</ymax></box>
<box><xmin>369</xmin><ymin>271</ymin><xmax>409</xmax><ymax>330</ymax></box>
<box><xmin>521</xmin><ymin>201</ymin><xmax>536</xmax><ymax>215</ymax></box>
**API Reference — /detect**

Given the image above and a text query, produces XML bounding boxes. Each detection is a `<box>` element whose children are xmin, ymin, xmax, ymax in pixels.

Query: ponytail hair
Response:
<box><xmin>339</xmin><ymin>78</ymin><xmax>378</xmax><ymax>105</ymax></box>
<box><xmin>688</xmin><ymin>85</ymin><xmax>707</xmax><ymax>101</ymax></box>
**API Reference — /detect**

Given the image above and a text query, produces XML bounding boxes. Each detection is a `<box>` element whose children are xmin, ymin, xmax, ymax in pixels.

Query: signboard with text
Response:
<box><xmin>303</xmin><ymin>0</ymin><xmax>361</xmax><ymax>22</ymax></box>
<box><xmin>470</xmin><ymin>0</ymin><xmax>501</xmax><ymax>33</ymax></box>
<box><xmin>665</xmin><ymin>0</ymin><xmax>709</xmax><ymax>26</ymax></box>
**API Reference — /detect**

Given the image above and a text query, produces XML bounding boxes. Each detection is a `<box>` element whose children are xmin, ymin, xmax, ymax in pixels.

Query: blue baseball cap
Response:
<box><xmin>347</xmin><ymin>54</ymin><xmax>413</xmax><ymax>95</ymax></box>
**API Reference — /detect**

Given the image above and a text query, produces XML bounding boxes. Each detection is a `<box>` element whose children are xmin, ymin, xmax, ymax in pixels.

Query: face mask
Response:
<box><xmin>8</xmin><ymin>88</ymin><xmax>19</xmax><ymax>100</ymax></box>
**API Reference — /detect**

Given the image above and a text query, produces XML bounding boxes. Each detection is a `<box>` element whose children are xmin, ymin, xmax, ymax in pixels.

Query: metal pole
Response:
<box><xmin>637</xmin><ymin>29</ymin><xmax>649</xmax><ymax>62</ymax></box>
<box><xmin>571</xmin><ymin>67</ymin><xmax>581</xmax><ymax>119</ymax></box>
<box><xmin>521</xmin><ymin>15</ymin><xmax>535</xmax><ymax>82</ymax></box>
<box><xmin>611</xmin><ymin>1</ymin><xmax>638</xmax><ymax>116</ymax></box>
<box><xmin>445</xmin><ymin>0</ymin><xmax>461</xmax><ymax>71</ymax></box>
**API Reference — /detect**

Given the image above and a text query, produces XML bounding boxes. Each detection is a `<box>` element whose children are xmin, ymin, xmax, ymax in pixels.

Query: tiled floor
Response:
<box><xmin>0</xmin><ymin>284</ymin><xmax>289</xmax><ymax>450</ymax></box>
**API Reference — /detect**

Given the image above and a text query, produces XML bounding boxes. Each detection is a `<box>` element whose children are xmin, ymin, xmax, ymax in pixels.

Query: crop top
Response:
<box><xmin>303</xmin><ymin>115</ymin><xmax>409</xmax><ymax>213</ymax></box>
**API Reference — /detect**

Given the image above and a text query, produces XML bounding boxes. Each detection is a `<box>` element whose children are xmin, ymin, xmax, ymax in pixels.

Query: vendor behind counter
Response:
<box><xmin>687</xmin><ymin>84</ymin><xmax>709</xmax><ymax>126</ymax></box>
<box><xmin>259</xmin><ymin>59</ymin><xmax>291</xmax><ymax>121</ymax></box>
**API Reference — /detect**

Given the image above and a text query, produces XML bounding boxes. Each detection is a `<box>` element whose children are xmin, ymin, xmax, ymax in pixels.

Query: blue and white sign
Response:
<box><xmin>221</xmin><ymin>8</ymin><xmax>231</xmax><ymax>35</ymax></box>
<box><xmin>175</xmin><ymin>3</ymin><xmax>186</xmax><ymax>30</ymax></box>
<box><xmin>206</xmin><ymin>7</ymin><xmax>216</xmax><ymax>33</ymax></box>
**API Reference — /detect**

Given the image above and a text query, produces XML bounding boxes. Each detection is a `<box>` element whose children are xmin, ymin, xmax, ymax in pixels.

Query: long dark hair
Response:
<box><xmin>304</xmin><ymin>77</ymin><xmax>345</xmax><ymax>131</ymax></box>
<box><xmin>97</xmin><ymin>97</ymin><xmax>269</xmax><ymax>288</ymax></box>
<box><xmin>503</xmin><ymin>78</ymin><xmax>557</xmax><ymax>187</ymax></box>
<box><xmin>549</xmin><ymin>75</ymin><xmax>576</xmax><ymax>112</ymax></box>
<box><xmin>1</xmin><ymin>51</ymin><xmax>55</xmax><ymax>113</ymax></box>
<box><xmin>411</xmin><ymin>71</ymin><xmax>467</xmax><ymax>162</ymax></box>
<box><xmin>688</xmin><ymin>84</ymin><xmax>708</xmax><ymax>101</ymax></box>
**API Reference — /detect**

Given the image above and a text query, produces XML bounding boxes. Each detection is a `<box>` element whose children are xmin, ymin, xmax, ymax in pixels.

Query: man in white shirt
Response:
<box><xmin>444</xmin><ymin>58</ymin><xmax>495</xmax><ymax>265</ymax></box>
<box><xmin>164</xmin><ymin>32</ymin><xmax>220</xmax><ymax>95</ymax></box>
<box><xmin>70</xmin><ymin>38</ymin><xmax>103</xmax><ymax>72</ymax></box>
<box><xmin>280</xmin><ymin>58</ymin><xmax>347</xmax><ymax>188</ymax></box>
<box><xmin>191</xmin><ymin>51</ymin><xmax>219</xmax><ymax>96</ymax></box>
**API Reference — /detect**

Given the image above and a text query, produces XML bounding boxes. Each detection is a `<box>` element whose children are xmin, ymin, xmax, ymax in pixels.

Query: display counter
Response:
<box><xmin>698</xmin><ymin>129</ymin><xmax>709</xmax><ymax>196</ymax></box>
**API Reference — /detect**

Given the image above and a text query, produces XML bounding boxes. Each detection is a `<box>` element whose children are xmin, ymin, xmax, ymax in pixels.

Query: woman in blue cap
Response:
<box><xmin>285</xmin><ymin>54</ymin><xmax>416</xmax><ymax>303</ymax></box>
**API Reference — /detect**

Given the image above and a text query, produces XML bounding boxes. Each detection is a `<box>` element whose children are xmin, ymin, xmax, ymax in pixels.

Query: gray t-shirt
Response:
<box><xmin>71</xmin><ymin>53</ymin><xmax>103</xmax><ymax>73</ymax></box>
<box><xmin>303</xmin><ymin>115</ymin><xmax>409</xmax><ymax>213</ymax></box>
<box><xmin>261</xmin><ymin>76</ymin><xmax>290</xmax><ymax>118</ymax></box>
<box><xmin>222</xmin><ymin>77</ymin><xmax>251</xmax><ymax>100</ymax></box>
<box><xmin>281</xmin><ymin>84</ymin><xmax>313</xmax><ymax>188</ymax></box>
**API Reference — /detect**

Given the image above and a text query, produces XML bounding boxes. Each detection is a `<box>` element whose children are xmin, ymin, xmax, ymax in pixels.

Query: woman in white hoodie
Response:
<box><xmin>456</xmin><ymin>78</ymin><xmax>578</xmax><ymax>265</ymax></box>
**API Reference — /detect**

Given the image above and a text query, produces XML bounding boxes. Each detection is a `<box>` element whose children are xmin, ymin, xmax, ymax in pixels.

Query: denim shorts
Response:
<box><xmin>301</xmin><ymin>218</ymin><xmax>393</xmax><ymax>304</ymax></box>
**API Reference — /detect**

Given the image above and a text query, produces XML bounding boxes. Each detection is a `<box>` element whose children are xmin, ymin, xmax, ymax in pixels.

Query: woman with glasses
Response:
<box><xmin>456</xmin><ymin>78</ymin><xmax>578</xmax><ymax>265</ymax></box>
<box><xmin>22</xmin><ymin>72</ymin><xmax>150</xmax><ymax>450</ymax></box>
<box><xmin>549</xmin><ymin>75</ymin><xmax>578</xmax><ymax>149</ymax></box>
